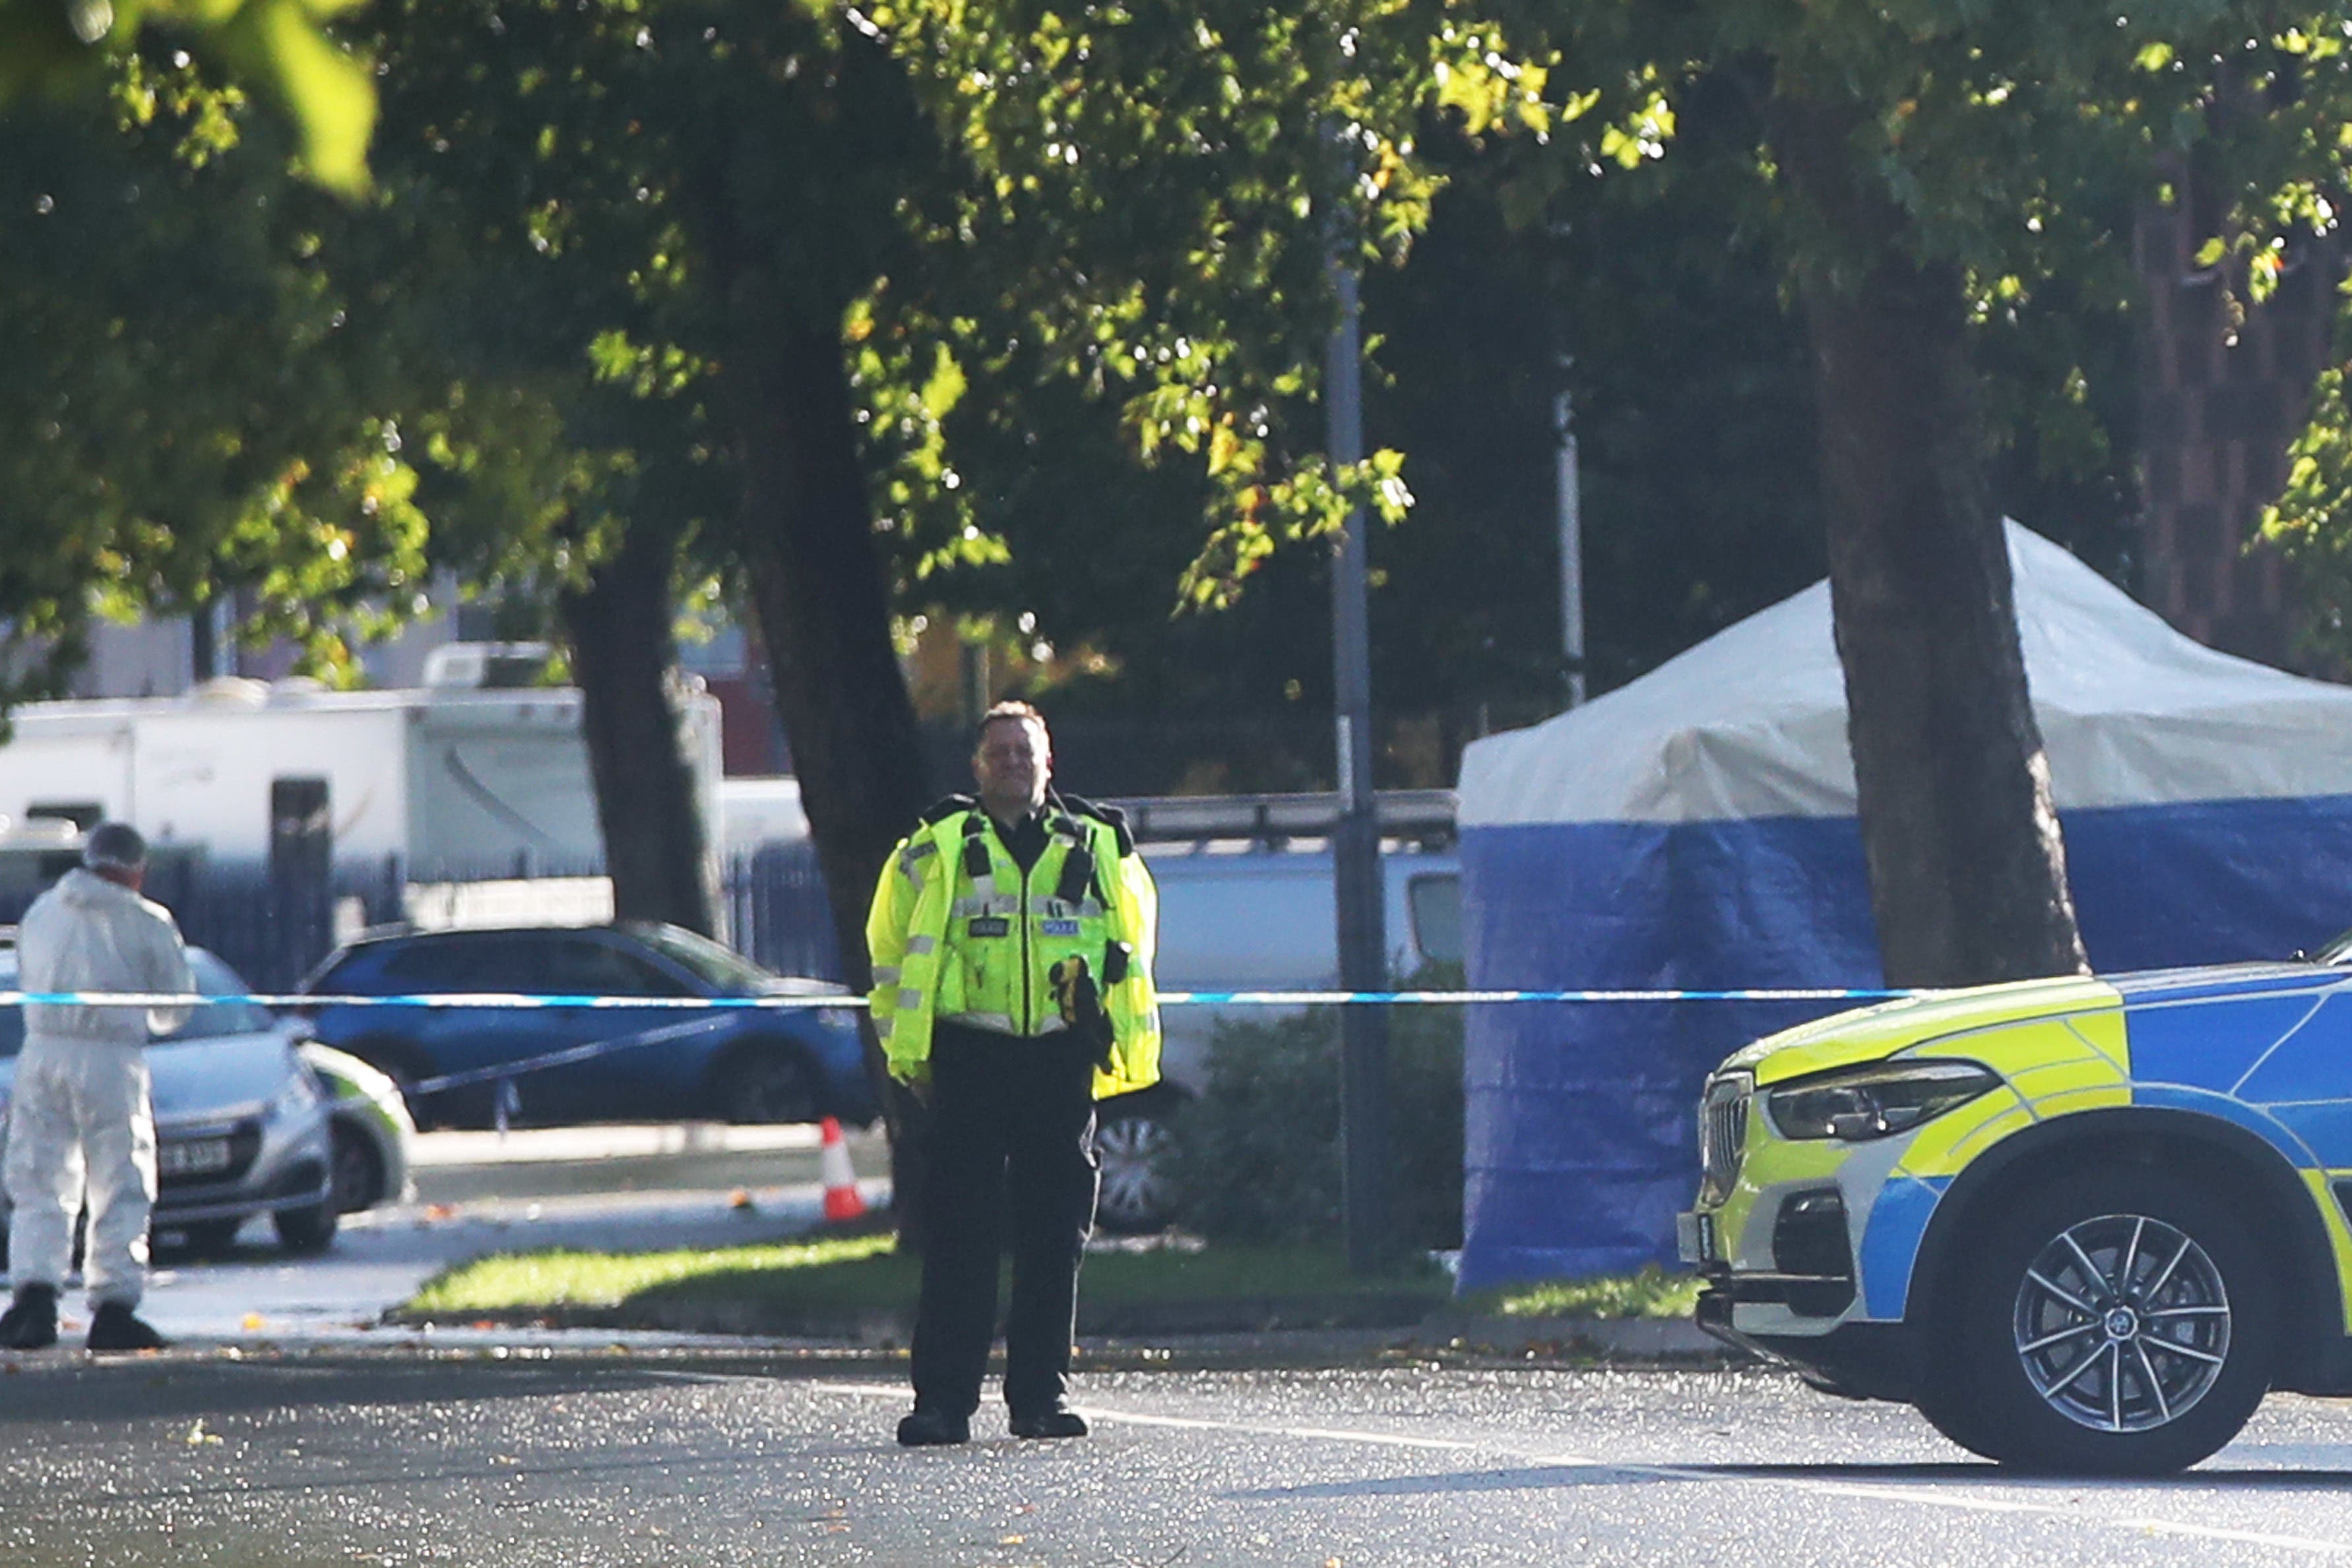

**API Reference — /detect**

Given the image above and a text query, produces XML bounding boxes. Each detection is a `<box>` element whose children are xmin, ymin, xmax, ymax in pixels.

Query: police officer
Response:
<box><xmin>0</xmin><ymin>822</ymin><xmax>193</xmax><ymax>1352</ymax></box>
<box><xmin>869</xmin><ymin>701</ymin><xmax>1160</xmax><ymax>1445</ymax></box>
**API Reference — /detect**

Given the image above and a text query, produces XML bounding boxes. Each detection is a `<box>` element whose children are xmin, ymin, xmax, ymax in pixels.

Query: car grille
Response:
<box><xmin>1698</xmin><ymin>1072</ymin><xmax>1752</xmax><ymax>1203</ymax></box>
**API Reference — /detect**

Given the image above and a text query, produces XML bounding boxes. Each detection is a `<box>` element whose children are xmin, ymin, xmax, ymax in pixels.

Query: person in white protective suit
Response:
<box><xmin>0</xmin><ymin>822</ymin><xmax>193</xmax><ymax>1352</ymax></box>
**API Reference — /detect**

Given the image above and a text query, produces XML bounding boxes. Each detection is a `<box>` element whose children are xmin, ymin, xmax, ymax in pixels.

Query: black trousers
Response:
<box><xmin>911</xmin><ymin>1022</ymin><xmax>1100</xmax><ymax>1419</ymax></box>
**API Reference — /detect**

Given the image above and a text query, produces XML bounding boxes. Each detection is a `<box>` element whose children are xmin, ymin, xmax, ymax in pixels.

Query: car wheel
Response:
<box><xmin>274</xmin><ymin>1201</ymin><xmax>339</xmax><ymax>1255</ymax></box>
<box><xmin>1094</xmin><ymin>1108</ymin><xmax>1177</xmax><ymax>1234</ymax></box>
<box><xmin>1925</xmin><ymin>1168</ymin><xmax>2275</xmax><ymax>1474</ymax></box>
<box><xmin>329</xmin><ymin>1121</ymin><xmax>387</xmax><ymax>1214</ymax></box>
<box><xmin>716</xmin><ymin>1046</ymin><xmax>819</xmax><ymax>1125</ymax></box>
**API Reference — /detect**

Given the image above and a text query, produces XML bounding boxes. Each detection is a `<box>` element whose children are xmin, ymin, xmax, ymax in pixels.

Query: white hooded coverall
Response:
<box><xmin>4</xmin><ymin>868</ymin><xmax>193</xmax><ymax>1306</ymax></box>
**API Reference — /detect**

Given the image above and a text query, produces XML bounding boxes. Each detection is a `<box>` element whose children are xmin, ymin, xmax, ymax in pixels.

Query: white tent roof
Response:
<box><xmin>1461</xmin><ymin>522</ymin><xmax>2352</xmax><ymax>827</ymax></box>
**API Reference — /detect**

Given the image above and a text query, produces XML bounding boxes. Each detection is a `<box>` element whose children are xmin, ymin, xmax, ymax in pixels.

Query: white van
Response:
<box><xmin>1095</xmin><ymin>844</ymin><xmax>1461</xmax><ymax>1230</ymax></box>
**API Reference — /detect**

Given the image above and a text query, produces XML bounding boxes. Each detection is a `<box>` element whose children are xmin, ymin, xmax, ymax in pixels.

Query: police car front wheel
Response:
<box><xmin>1923</xmin><ymin>1168</ymin><xmax>2277</xmax><ymax>1476</ymax></box>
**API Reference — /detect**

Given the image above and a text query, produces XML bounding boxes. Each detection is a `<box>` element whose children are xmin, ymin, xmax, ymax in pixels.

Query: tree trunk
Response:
<box><xmin>559</xmin><ymin>515</ymin><xmax>721</xmax><ymax>937</ymax></box>
<box><xmin>1773</xmin><ymin>96</ymin><xmax>2089</xmax><ymax>988</ymax></box>
<box><xmin>699</xmin><ymin>234</ymin><xmax>935</xmax><ymax>1240</ymax></box>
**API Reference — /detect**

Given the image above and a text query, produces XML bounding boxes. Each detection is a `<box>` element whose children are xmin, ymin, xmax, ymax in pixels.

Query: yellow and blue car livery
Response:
<box><xmin>1682</xmin><ymin>958</ymin><xmax>2352</xmax><ymax>1453</ymax></box>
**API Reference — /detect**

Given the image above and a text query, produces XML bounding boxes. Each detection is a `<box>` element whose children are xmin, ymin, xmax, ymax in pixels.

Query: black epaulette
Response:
<box><xmin>1056</xmin><ymin>793</ymin><xmax>1136</xmax><ymax>856</ymax></box>
<box><xmin>919</xmin><ymin>794</ymin><xmax>977</xmax><ymax>825</ymax></box>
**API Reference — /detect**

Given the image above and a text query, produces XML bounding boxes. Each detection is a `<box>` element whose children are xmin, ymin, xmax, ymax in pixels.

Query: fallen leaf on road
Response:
<box><xmin>241</xmin><ymin>1313</ymin><xmax>267</xmax><ymax>1331</ymax></box>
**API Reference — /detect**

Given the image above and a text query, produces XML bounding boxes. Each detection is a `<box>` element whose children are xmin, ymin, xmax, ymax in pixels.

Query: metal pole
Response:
<box><xmin>1324</xmin><ymin>158</ymin><xmax>1392</xmax><ymax>1274</ymax></box>
<box><xmin>1555</xmin><ymin>371</ymin><xmax>1585</xmax><ymax>707</ymax></box>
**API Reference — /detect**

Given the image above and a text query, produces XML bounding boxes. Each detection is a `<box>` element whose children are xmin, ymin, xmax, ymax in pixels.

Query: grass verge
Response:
<box><xmin>1460</xmin><ymin>1263</ymin><xmax>1701</xmax><ymax>1321</ymax></box>
<box><xmin>404</xmin><ymin>1234</ymin><xmax>1450</xmax><ymax>1321</ymax></box>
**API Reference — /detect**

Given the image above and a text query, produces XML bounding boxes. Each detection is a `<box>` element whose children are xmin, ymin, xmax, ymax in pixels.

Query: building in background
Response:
<box><xmin>2134</xmin><ymin>186</ymin><xmax>2345</xmax><ymax>671</ymax></box>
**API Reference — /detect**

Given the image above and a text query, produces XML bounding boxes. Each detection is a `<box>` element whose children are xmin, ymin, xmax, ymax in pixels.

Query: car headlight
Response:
<box><xmin>1766</xmin><ymin>1059</ymin><xmax>2002</xmax><ymax>1141</ymax></box>
<box><xmin>267</xmin><ymin>1069</ymin><xmax>323</xmax><ymax>1124</ymax></box>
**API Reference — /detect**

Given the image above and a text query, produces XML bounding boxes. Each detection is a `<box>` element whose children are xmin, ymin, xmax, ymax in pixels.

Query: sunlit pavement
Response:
<box><xmin>1</xmin><ymin>1360</ymin><xmax>2349</xmax><ymax>1565</ymax></box>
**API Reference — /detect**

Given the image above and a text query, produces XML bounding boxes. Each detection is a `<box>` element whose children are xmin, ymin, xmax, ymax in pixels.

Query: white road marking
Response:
<box><xmin>811</xmin><ymin>1381</ymin><xmax>2352</xmax><ymax>1555</ymax></box>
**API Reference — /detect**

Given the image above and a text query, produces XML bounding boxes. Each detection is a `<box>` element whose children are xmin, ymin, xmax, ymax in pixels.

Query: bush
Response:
<box><xmin>1165</xmin><ymin>975</ymin><xmax>1463</xmax><ymax>1250</ymax></box>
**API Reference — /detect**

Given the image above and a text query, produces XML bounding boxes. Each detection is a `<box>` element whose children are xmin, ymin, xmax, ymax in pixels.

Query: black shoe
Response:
<box><xmin>895</xmin><ymin>1410</ymin><xmax>970</xmax><ymax>1447</ymax></box>
<box><xmin>0</xmin><ymin>1284</ymin><xmax>57</xmax><ymax>1350</ymax></box>
<box><xmin>86</xmin><ymin>1302</ymin><xmax>168</xmax><ymax>1353</ymax></box>
<box><xmin>1009</xmin><ymin>1407</ymin><xmax>1088</xmax><ymax>1440</ymax></box>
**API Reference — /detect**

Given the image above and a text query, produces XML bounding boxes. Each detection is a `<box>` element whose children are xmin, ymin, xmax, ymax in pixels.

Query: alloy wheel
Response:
<box><xmin>2012</xmin><ymin>1211</ymin><xmax>2231</xmax><ymax>1433</ymax></box>
<box><xmin>1095</xmin><ymin>1113</ymin><xmax>1175</xmax><ymax>1232</ymax></box>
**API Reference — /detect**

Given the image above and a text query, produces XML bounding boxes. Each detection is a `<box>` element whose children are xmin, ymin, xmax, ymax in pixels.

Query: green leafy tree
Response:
<box><xmin>0</xmin><ymin>0</ymin><xmax>375</xmax><ymax>193</ymax></box>
<box><xmin>1468</xmin><ymin>3</ymin><xmax>2352</xmax><ymax>987</ymax></box>
<box><xmin>0</xmin><ymin>55</ymin><xmax>424</xmax><ymax>710</ymax></box>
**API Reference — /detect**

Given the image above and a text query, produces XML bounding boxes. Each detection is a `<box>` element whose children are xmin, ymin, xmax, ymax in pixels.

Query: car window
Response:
<box><xmin>0</xmin><ymin>949</ymin><xmax>261</xmax><ymax>1051</ymax></box>
<box><xmin>536</xmin><ymin>937</ymin><xmax>687</xmax><ymax>998</ymax></box>
<box><xmin>156</xmin><ymin>951</ymin><xmax>274</xmax><ymax>1042</ymax></box>
<box><xmin>315</xmin><ymin>941</ymin><xmax>482</xmax><ymax>995</ymax></box>
<box><xmin>1408</xmin><ymin>873</ymin><xmax>1463</xmax><ymax>966</ymax></box>
<box><xmin>375</xmin><ymin>935</ymin><xmax>544</xmax><ymax>993</ymax></box>
<box><xmin>621</xmin><ymin>922</ymin><xmax>773</xmax><ymax>992</ymax></box>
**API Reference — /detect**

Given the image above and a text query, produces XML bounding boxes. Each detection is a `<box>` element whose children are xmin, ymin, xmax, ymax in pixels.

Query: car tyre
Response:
<box><xmin>274</xmin><ymin>1201</ymin><xmax>339</xmax><ymax>1255</ymax></box>
<box><xmin>1924</xmin><ymin>1167</ymin><xmax>2275</xmax><ymax>1475</ymax></box>
<box><xmin>329</xmin><ymin>1121</ymin><xmax>388</xmax><ymax>1214</ymax></box>
<box><xmin>1094</xmin><ymin>1106</ymin><xmax>1178</xmax><ymax>1234</ymax></box>
<box><xmin>716</xmin><ymin>1045</ymin><xmax>819</xmax><ymax>1125</ymax></box>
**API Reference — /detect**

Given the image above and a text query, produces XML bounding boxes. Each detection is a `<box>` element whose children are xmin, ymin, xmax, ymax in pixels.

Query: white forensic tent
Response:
<box><xmin>1454</xmin><ymin>522</ymin><xmax>2352</xmax><ymax>1288</ymax></box>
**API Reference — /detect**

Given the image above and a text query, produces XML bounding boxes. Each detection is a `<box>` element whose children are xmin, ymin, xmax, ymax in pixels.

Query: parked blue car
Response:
<box><xmin>298</xmin><ymin>922</ymin><xmax>875</xmax><ymax>1130</ymax></box>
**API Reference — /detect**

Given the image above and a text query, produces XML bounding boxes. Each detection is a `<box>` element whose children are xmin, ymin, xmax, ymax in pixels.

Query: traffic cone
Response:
<box><xmin>819</xmin><ymin>1116</ymin><xmax>867</xmax><ymax>1223</ymax></box>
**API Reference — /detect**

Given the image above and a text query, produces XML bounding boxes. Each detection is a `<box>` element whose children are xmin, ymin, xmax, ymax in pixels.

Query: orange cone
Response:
<box><xmin>819</xmin><ymin>1115</ymin><xmax>866</xmax><ymax>1223</ymax></box>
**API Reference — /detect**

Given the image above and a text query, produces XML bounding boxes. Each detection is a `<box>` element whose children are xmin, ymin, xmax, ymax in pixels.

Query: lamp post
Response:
<box><xmin>1556</xmin><ymin>369</ymin><xmax>1586</xmax><ymax>707</ymax></box>
<box><xmin>1324</xmin><ymin>154</ymin><xmax>1391</xmax><ymax>1274</ymax></box>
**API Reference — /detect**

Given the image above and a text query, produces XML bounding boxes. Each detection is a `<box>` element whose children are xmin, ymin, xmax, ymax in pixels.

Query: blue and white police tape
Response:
<box><xmin>0</xmin><ymin>986</ymin><xmax>1919</xmax><ymax>1011</ymax></box>
<box><xmin>0</xmin><ymin>985</ymin><xmax>1919</xmax><ymax>1110</ymax></box>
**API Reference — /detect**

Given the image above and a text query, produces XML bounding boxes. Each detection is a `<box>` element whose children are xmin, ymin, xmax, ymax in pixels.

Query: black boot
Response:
<box><xmin>0</xmin><ymin>1284</ymin><xmax>57</xmax><ymax>1350</ymax></box>
<box><xmin>1009</xmin><ymin>1405</ymin><xmax>1088</xmax><ymax>1440</ymax></box>
<box><xmin>895</xmin><ymin>1408</ymin><xmax>970</xmax><ymax>1447</ymax></box>
<box><xmin>86</xmin><ymin>1301</ymin><xmax>168</xmax><ymax>1352</ymax></box>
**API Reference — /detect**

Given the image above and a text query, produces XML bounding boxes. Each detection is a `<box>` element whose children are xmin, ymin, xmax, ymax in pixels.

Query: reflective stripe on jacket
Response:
<box><xmin>866</xmin><ymin>801</ymin><xmax>1160</xmax><ymax>1100</ymax></box>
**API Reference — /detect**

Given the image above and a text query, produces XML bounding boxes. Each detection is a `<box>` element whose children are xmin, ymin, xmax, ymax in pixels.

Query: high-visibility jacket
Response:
<box><xmin>867</xmin><ymin>796</ymin><xmax>1161</xmax><ymax>1100</ymax></box>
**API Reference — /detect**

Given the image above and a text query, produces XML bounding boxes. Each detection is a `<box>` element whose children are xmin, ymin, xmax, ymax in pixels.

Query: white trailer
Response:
<box><xmin>0</xmin><ymin>675</ymin><xmax>724</xmax><ymax>877</ymax></box>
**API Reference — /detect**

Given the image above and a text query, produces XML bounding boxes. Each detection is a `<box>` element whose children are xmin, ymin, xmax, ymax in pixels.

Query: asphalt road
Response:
<box><xmin>2</xmin><ymin>1358</ymin><xmax>2350</xmax><ymax>1565</ymax></box>
<box><xmin>9</xmin><ymin>1129</ymin><xmax>2352</xmax><ymax>1564</ymax></box>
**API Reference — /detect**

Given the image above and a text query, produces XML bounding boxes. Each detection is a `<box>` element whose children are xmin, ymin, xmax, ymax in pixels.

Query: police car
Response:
<box><xmin>1682</xmin><ymin>941</ymin><xmax>2352</xmax><ymax>1474</ymax></box>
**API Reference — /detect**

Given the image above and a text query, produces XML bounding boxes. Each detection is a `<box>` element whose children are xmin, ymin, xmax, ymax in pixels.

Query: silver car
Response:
<box><xmin>0</xmin><ymin>947</ymin><xmax>338</xmax><ymax>1258</ymax></box>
